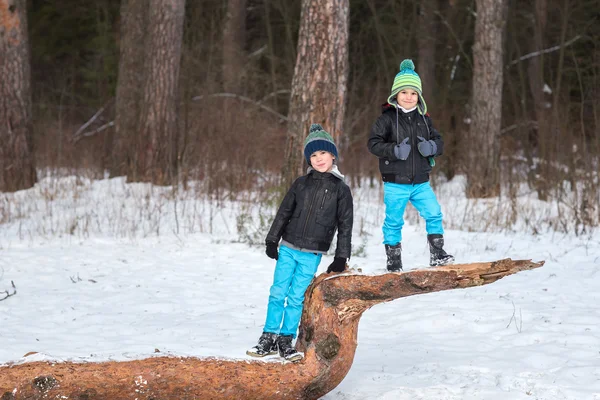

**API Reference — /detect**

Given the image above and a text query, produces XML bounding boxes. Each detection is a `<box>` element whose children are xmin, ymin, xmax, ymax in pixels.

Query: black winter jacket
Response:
<box><xmin>368</xmin><ymin>106</ymin><xmax>444</xmax><ymax>184</ymax></box>
<box><xmin>265</xmin><ymin>169</ymin><xmax>353</xmax><ymax>259</ymax></box>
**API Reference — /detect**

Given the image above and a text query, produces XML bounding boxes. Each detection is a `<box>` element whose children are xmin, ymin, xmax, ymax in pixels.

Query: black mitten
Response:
<box><xmin>265</xmin><ymin>241</ymin><xmax>279</xmax><ymax>260</ymax></box>
<box><xmin>327</xmin><ymin>257</ymin><xmax>347</xmax><ymax>273</ymax></box>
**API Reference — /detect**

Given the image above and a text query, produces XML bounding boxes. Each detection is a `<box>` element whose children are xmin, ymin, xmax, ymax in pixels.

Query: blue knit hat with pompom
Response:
<box><xmin>303</xmin><ymin>123</ymin><xmax>338</xmax><ymax>165</ymax></box>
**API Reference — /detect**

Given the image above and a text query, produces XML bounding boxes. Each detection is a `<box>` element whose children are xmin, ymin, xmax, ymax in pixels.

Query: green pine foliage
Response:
<box><xmin>28</xmin><ymin>0</ymin><xmax>119</xmax><ymax>109</ymax></box>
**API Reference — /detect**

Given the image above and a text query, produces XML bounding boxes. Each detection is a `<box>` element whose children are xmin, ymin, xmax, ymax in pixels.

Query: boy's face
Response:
<box><xmin>310</xmin><ymin>150</ymin><xmax>335</xmax><ymax>173</ymax></box>
<box><xmin>396</xmin><ymin>89</ymin><xmax>419</xmax><ymax>109</ymax></box>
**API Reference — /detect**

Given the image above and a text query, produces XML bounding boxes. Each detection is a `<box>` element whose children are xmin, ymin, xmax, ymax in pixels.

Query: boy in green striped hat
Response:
<box><xmin>367</xmin><ymin>59</ymin><xmax>453</xmax><ymax>271</ymax></box>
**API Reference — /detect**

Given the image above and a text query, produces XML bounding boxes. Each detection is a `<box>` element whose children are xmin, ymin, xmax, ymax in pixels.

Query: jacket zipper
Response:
<box><xmin>320</xmin><ymin>189</ymin><xmax>328</xmax><ymax>209</ymax></box>
<box><xmin>409</xmin><ymin>114</ymin><xmax>415</xmax><ymax>182</ymax></box>
<box><xmin>302</xmin><ymin>180</ymin><xmax>321</xmax><ymax>238</ymax></box>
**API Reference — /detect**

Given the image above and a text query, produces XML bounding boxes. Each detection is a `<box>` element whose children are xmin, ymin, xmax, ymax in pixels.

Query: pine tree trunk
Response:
<box><xmin>467</xmin><ymin>0</ymin><xmax>506</xmax><ymax>198</ymax></box>
<box><xmin>283</xmin><ymin>0</ymin><xmax>349</xmax><ymax>186</ymax></box>
<box><xmin>130</xmin><ymin>0</ymin><xmax>185</xmax><ymax>185</ymax></box>
<box><xmin>0</xmin><ymin>259</ymin><xmax>543</xmax><ymax>400</ymax></box>
<box><xmin>110</xmin><ymin>0</ymin><xmax>149</xmax><ymax>178</ymax></box>
<box><xmin>222</xmin><ymin>0</ymin><xmax>247</xmax><ymax>92</ymax></box>
<box><xmin>417</xmin><ymin>0</ymin><xmax>438</xmax><ymax>110</ymax></box>
<box><xmin>527</xmin><ymin>0</ymin><xmax>550</xmax><ymax>201</ymax></box>
<box><xmin>0</xmin><ymin>0</ymin><xmax>36</xmax><ymax>192</ymax></box>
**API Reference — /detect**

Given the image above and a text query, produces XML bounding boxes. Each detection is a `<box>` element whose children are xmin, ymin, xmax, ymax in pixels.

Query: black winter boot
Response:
<box><xmin>427</xmin><ymin>234</ymin><xmax>454</xmax><ymax>266</ymax></box>
<box><xmin>246</xmin><ymin>332</ymin><xmax>278</xmax><ymax>357</ymax></box>
<box><xmin>276</xmin><ymin>334</ymin><xmax>303</xmax><ymax>362</ymax></box>
<box><xmin>385</xmin><ymin>243</ymin><xmax>403</xmax><ymax>272</ymax></box>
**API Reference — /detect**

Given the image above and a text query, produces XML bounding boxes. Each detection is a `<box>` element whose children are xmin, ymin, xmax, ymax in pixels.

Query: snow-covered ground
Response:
<box><xmin>1</xmin><ymin>175</ymin><xmax>599</xmax><ymax>399</ymax></box>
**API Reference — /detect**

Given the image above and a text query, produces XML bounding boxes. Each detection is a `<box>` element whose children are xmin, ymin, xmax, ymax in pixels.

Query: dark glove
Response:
<box><xmin>417</xmin><ymin>136</ymin><xmax>437</xmax><ymax>157</ymax></box>
<box><xmin>326</xmin><ymin>257</ymin><xmax>347</xmax><ymax>273</ymax></box>
<box><xmin>393</xmin><ymin>137</ymin><xmax>411</xmax><ymax>160</ymax></box>
<box><xmin>265</xmin><ymin>241</ymin><xmax>278</xmax><ymax>260</ymax></box>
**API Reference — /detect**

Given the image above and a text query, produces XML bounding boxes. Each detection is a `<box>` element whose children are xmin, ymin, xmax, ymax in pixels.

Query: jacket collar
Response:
<box><xmin>307</xmin><ymin>164</ymin><xmax>345</xmax><ymax>181</ymax></box>
<box><xmin>382</xmin><ymin>102</ymin><xmax>419</xmax><ymax>118</ymax></box>
<box><xmin>398</xmin><ymin>106</ymin><xmax>418</xmax><ymax>119</ymax></box>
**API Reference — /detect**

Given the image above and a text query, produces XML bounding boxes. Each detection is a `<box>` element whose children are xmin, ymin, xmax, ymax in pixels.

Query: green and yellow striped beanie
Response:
<box><xmin>388</xmin><ymin>59</ymin><xmax>428</xmax><ymax>115</ymax></box>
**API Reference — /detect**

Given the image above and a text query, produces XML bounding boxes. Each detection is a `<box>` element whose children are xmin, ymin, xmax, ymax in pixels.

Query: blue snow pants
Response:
<box><xmin>382</xmin><ymin>181</ymin><xmax>444</xmax><ymax>245</ymax></box>
<box><xmin>264</xmin><ymin>245</ymin><xmax>322</xmax><ymax>338</ymax></box>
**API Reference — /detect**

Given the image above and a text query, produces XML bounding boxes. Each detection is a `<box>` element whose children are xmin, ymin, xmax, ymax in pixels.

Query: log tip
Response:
<box><xmin>497</xmin><ymin>258</ymin><xmax>545</xmax><ymax>270</ymax></box>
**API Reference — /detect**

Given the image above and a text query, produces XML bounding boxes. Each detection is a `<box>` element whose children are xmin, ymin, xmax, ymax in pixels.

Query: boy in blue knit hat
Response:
<box><xmin>247</xmin><ymin>123</ymin><xmax>353</xmax><ymax>362</ymax></box>
<box><xmin>367</xmin><ymin>59</ymin><xmax>453</xmax><ymax>271</ymax></box>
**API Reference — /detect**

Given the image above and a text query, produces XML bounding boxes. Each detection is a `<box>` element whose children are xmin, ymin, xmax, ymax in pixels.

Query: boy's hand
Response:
<box><xmin>326</xmin><ymin>257</ymin><xmax>347</xmax><ymax>273</ymax></box>
<box><xmin>394</xmin><ymin>137</ymin><xmax>411</xmax><ymax>160</ymax></box>
<box><xmin>417</xmin><ymin>136</ymin><xmax>437</xmax><ymax>157</ymax></box>
<box><xmin>265</xmin><ymin>241</ymin><xmax>279</xmax><ymax>260</ymax></box>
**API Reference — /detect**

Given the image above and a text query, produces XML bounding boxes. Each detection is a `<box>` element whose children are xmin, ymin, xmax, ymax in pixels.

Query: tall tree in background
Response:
<box><xmin>0</xmin><ymin>0</ymin><xmax>36</xmax><ymax>192</ymax></box>
<box><xmin>283</xmin><ymin>0</ymin><xmax>349</xmax><ymax>186</ymax></box>
<box><xmin>467</xmin><ymin>0</ymin><xmax>506</xmax><ymax>198</ymax></box>
<box><xmin>417</xmin><ymin>0</ymin><xmax>438</xmax><ymax>110</ymax></box>
<box><xmin>132</xmin><ymin>0</ymin><xmax>186</xmax><ymax>185</ymax></box>
<box><xmin>222</xmin><ymin>0</ymin><xmax>247</xmax><ymax>92</ymax></box>
<box><xmin>111</xmin><ymin>0</ymin><xmax>148</xmax><ymax>178</ymax></box>
<box><xmin>527</xmin><ymin>0</ymin><xmax>550</xmax><ymax>200</ymax></box>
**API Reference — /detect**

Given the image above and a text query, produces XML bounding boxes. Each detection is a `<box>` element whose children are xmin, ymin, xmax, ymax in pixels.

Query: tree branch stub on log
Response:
<box><xmin>0</xmin><ymin>259</ymin><xmax>543</xmax><ymax>400</ymax></box>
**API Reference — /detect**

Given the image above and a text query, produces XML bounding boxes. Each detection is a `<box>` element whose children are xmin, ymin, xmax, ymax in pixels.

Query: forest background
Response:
<box><xmin>1</xmin><ymin>0</ymin><xmax>599</xmax><ymax>235</ymax></box>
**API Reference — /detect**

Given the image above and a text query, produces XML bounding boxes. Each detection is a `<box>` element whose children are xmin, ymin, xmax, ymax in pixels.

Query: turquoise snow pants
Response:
<box><xmin>382</xmin><ymin>181</ymin><xmax>444</xmax><ymax>245</ymax></box>
<box><xmin>264</xmin><ymin>245</ymin><xmax>322</xmax><ymax>338</ymax></box>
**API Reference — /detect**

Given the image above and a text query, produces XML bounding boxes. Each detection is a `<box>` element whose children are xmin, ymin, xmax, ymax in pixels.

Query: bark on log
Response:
<box><xmin>0</xmin><ymin>259</ymin><xmax>543</xmax><ymax>400</ymax></box>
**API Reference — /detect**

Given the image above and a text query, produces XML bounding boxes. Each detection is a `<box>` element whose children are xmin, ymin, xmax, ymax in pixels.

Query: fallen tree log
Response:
<box><xmin>0</xmin><ymin>259</ymin><xmax>543</xmax><ymax>400</ymax></box>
